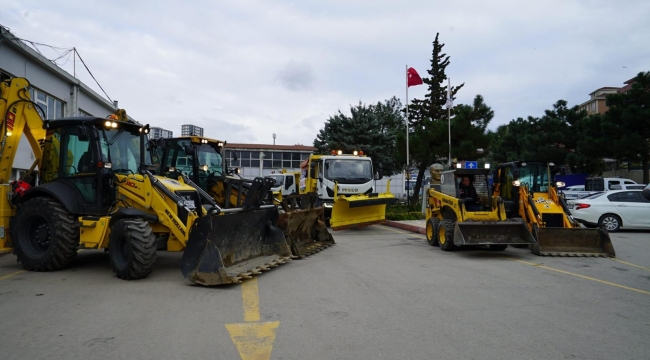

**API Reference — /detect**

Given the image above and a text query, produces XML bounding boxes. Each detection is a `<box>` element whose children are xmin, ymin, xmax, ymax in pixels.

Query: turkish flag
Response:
<box><xmin>407</xmin><ymin>67</ymin><xmax>423</xmax><ymax>87</ymax></box>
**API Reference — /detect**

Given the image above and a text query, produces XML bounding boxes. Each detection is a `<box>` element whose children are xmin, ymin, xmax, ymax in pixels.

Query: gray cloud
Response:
<box><xmin>1</xmin><ymin>0</ymin><xmax>648</xmax><ymax>145</ymax></box>
<box><xmin>276</xmin><ymin>61</ymin><xmax>314</xmax><ymax>91</ymax></box>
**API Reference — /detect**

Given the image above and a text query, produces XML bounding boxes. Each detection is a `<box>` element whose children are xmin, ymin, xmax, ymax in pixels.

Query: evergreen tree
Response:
<box><xmin>603</xmin><ymin>71</ymin><xmax>650</xmax><ymax>183</ymax></box>
<box><xmin>314</xmin><ymin>97</ymin><xmax>406</xmax><ymax>176</ymax></box>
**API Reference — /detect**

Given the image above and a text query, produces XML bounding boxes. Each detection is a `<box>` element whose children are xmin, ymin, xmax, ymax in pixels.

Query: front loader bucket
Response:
<box><xmin>330</xmin><ymin>194</ymin><xmax>397</xmax><ymax>231</ymax></box>
<box><xmin>276</xmin><ymin>193</ymin><xmax>335</xmax><ymax>258</ymax></box>
<box><xmin>453</xmin><ymin>219</ymin><xmax>537</xmax><ymax>246</ymax></box>
<box><xmin>180</xmin><ymin>207</ymin><xmax>293</xmax><ymax>286</ymax></box>
<box><xmin>531</xmin><ymin>227</ymin><xmax>615</xmax><ymax>257</ymax></box>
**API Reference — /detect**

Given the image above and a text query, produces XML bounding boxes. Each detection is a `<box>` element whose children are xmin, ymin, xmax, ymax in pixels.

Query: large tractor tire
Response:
<box><xmin>109</xmin><ymin>218</ymin><xmax>157</xmax><ymax>280</ymax></box>
<box><xmin>426</xmin><ymin>218</ymin><xmax>440</xmax><ymax>246</ymax></box>
<box><xmin>439</xmin><ymin>219</ymin><xmax>457</xmax><ymax>251</ymax></box>
<box><xmin>12</xmin><ymin>197</ymin><xmax>79</xmax><ymax>271</ymax></box>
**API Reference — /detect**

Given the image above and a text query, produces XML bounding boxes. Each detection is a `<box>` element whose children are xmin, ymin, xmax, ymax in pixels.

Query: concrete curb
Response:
<box><xmin>382</xmin><ymin>220</ymin><xmax>427</xmax><ymax>235</ymax></box>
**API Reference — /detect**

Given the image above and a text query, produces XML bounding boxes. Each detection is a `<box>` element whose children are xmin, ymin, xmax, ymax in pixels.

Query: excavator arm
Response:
<box><xmin>0</xmin><ymin>77</ymin><xmax>49</xmax><ymax>252</ymax></box>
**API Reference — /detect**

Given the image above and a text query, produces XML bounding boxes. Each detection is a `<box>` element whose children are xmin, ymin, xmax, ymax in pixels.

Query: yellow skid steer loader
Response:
<box><xmin>425</xmin><ymin>165</ymin><xmax>536</xmax><ymax>251</ymax></box>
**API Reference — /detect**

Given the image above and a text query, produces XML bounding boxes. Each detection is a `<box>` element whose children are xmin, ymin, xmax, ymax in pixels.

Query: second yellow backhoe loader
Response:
<box><xmin>0</xmin><ymin>77</ymin><xmax>292</xmax><ymax>285</ymax></box>
<box><xmin>492</xmin><ymin>161</ymin><xmax>615</xmax><ymax>257</ymax></box>
<box><xmin>148</xmin><ymin>136</ymin><xmax>334</xmax><ymax>258</ymax></box>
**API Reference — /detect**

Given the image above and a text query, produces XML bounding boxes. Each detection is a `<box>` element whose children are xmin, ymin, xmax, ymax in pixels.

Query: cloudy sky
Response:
<box><xmin>2</xmin><ymin>0</ymin><xmax>649</xmax><ymax>146</ymax></box>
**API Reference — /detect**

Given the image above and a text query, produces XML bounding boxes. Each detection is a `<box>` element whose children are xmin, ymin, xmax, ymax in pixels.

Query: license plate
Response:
<box><xmin>183</xmin><ymin>199</ymin><xmax>196</xmax><ymax>209</ymax></box>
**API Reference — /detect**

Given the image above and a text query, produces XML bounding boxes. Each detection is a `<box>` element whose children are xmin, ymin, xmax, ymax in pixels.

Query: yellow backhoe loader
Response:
<box><xmin>425</xmin><ymin>165</ymin><xmax>536</xmax><ymax>251</ymax></box>
<box><xmin>300</xmin><ymin>151</ymin><xmax>396</xmax><ymax>230</ymax></box>
<box><xmin>0</xmin><ymin>77</ymin><xmax>292</xmax><ymax>285</ymax></box>
<box><xmin>492</xmin><ymin>161</ymin><xmax>615</xmax><ymax>257</ymax></box>
<box><xmin>148</xmin><ymin>137</ymin><xmax>334</xmax><ymax>258</ymax></box>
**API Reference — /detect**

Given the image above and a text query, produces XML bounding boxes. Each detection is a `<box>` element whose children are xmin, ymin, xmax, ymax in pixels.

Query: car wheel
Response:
<box><xmin>598</xmin><ymin>214</ymin><xmax>621</xmax><ymax>232</ymax></box>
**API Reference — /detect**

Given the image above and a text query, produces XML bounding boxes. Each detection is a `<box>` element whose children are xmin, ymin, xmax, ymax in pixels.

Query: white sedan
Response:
<box><xmin>567</xmin><ymin>190</ymin><xmax>650</xmax><ymax>232</ymax></box>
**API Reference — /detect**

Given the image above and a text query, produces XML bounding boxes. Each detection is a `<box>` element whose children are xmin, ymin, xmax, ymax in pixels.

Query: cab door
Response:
<box><xmin>40</xmin><ymin>125</ymin><xmax>104</xmax><ymax>215</ymax></box>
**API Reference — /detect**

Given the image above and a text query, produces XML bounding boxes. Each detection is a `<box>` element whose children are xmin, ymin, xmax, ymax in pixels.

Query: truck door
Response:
<box><xmin>283</xmin><ymin>174</ymin><xmax>295</xmax><ymax>195</ymax></box>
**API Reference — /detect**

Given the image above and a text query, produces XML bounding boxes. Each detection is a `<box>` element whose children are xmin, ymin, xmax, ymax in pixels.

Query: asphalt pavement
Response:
<box><xmin>1</xmin><ymin>225</ymin><xmax>649</xmax><ymax>360</ymax></box>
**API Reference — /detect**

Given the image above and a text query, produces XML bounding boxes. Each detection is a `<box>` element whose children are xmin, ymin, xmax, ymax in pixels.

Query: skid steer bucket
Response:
<box><xmin>276</xmin><ymin>193</ymin><xmax>335</xmax><ymax>258</ymax></box>
<box><xmin>531</xmin><ymin>227</ymin><xmax>615</xmax><ymax>257</ymax></box>
<box><xmin>180</xmin><ymin>207</ymin><xmax>293</xmax><ymax>286</ymax></box>
<box><xmin>453</xmin><ymin>219</ymin><xmax>537</xmax><ymax>246</ymax></box>
<box><xmin>330</xmin><ymin>193</ymin><xmax>397</xmax><ymax>230</ymax></box>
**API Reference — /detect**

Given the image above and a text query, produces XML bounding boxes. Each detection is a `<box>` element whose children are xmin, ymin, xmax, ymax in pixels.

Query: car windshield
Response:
<box><xmin>583</xmin><ymin>192</ymin><xmax>605</xmax><ymax>199</ymax></box>
<box><xmin>100</xmin><ymin>127</ymin><xmax>145</xmax><ymax>174</ymax></box>
<box><xmin>324</xmin><ymin>159</ymin><xmax>372</xmax><ymax>184</ymax></box>
<box><xmin>517</xmin><ymin>162</ymin><xmax>548</xmax><ymax>192</ymax></box>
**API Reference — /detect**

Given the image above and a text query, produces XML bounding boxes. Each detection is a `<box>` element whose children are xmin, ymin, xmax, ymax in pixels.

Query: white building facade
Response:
<box><xmin>1</xmin><ymin>26</ymin><xmax>125</xmax><ymax>181</ymax></box>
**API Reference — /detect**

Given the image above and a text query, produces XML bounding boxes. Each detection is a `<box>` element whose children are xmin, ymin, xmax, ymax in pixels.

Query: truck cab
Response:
<box><xmin>268</xmin><ymin>171</ymin><xmax>299</xmax><ymax>196</ymax></box>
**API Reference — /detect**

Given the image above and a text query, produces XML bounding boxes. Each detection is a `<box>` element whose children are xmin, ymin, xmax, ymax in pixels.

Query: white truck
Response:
<box><xmin>561</xmin><ymin>177</ymin><xmax>642</xmax><ymax>199</ymax></box>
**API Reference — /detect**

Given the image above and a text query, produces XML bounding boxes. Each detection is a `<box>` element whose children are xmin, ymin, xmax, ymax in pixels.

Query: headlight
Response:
<box><xmin>512</xmin><ymin>180</ymin><xmax>521</xmax><ymax>186</ymax></box>
<box><xmin>556</xmin><ymin>181</ymin><xmax>566</xmax><ymax>188</ymax></box>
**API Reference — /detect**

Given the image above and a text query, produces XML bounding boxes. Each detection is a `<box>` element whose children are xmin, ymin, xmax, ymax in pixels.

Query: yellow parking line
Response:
<box><xmin>610</xmin><ymin>258</ymin><xmax>650</xmax><ymax>272</ymax></box>
<box><xmin>0</xmin><ymin>270</ymin><xmax>25</xmax><ymax>281</ymax></box>
<box><xmin>511</xmin><ymin>259</ymin><xmax>650</xmax><ymax>296</ymax></box>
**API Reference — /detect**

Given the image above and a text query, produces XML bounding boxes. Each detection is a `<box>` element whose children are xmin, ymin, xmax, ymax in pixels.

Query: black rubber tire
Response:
<box><xmin>439</xmin><ymin>219</ymin><xmax>457</xmax><ymax>251</ymax></box>
<box><xmin>11</xmin><ymin>197</ymin><xmax>79</xmax><ymax>271</ymax></box>
<box><xmin>426</xmin><ymin>218</ymin><xmax>440</xmax><ymax>246</ymax></box>
<box><xmin>109</xmin><ymin>218</ymin><xmax>157</xmax><ymax>280</ymax></box>
<box><xmin>598</xmin><ymin>214</ymin><xmax>621</xmax><ymax>232</ymax></box>
<box><xmin>489</xmin><ymin>244</ymin><xmax>508</xmax><ymax>251</ymax></box>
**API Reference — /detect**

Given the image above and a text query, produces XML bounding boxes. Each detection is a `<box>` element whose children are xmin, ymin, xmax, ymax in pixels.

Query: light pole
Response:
<box><xmin>273</xmin><ymin>133</ymin><xmax>276</xmax><ymax>146</ymax></box>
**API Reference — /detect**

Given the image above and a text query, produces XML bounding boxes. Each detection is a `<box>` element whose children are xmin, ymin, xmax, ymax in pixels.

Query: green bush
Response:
<box><xmin>385</xmin><ymin>211</ymin><xmax>425</xmax><ymax>221</ymax></box>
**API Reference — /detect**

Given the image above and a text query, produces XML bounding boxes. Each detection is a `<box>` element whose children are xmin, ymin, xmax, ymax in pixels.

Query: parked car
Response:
<box><xmin>567</xmin><ymin>190</ymin><xmax>650</xmax><ymax>232</ymax></box>
<box><xmin>560</xmin><ymin>185</ymin><xmax>588</xmax><ymax>200</ymax></box>
<box><xmin>562</xmin><ymin>177</ymin><xmax>640</xmax><ymax>200</ymax></box>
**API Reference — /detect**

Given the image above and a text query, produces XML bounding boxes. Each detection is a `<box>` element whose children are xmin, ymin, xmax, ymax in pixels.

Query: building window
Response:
<box><xmin>29</xmin><ymin>88</ymin><xmax>65</xmax><ymax>119</ymax></box>
<box><xmin>225</xmin><ymin>150</ymin><xmax>311</xmax><ymax>169</ymax></box>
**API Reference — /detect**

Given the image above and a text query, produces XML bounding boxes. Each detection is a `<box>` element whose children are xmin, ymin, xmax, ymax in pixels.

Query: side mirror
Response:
<box><xmin>377</xmin><ymin>163</ymin><xmax>384</xmax><ymax>180</ymax></box>
<box><xmin>77</xmin><ymin>125</ymin><xmax>89</xmax><ymax>141</ymax></box>
<box><xmin>560</xmin><ymin>168</ymin><xmax>566</xmax><ymax>176</ymax></box>
<box><xmin>184</xmin><ymin>144</ymin><xmax>195</xmax><ymax>156</ymax></box>
<box><xmin>513</xmin><ymin>168</ymin><xmax>520</xmax><ymax>180</ymax></box>
<box><xmin>230</xmin><ymin>151</ymin><xmax>239</xmax><ymax>161</ymax></box>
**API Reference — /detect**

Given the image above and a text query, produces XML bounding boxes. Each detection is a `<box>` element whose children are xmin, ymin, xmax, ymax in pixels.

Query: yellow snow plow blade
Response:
<box><xmin>330</xmin><ymin>192</ymin><xmax>397</xmax><ymax>230</ymax></box>
<box><xmin>531</xmin><ymin>227</ymin><xmax>615</xmax><ymax>257</ymax></box>
<box><xmin>277</xmin><ymin>193</ymin><xmax>335</xmax><ymax>258</ymax></box>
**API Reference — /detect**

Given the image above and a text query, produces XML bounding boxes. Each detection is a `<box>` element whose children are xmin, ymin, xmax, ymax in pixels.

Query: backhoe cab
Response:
<box><xmin>1</xmin><ymin>77</ymin><xmax>291</xmax><ymax>285</ymax></box>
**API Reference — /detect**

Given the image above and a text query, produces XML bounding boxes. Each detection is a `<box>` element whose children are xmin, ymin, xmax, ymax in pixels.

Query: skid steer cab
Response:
<box><xmin>424</xmin><ymin>165</ymin><xmax>536</xmax><ymax>252</ymax></box>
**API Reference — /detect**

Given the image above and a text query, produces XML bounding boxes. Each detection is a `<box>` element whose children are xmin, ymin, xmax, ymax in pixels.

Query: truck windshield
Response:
<box><xmin>324</xmin><ymin>159</ymin><xmax>372</xmax><ymax>184</ymax></box>
<box><xmin>517</xmin><ymin>162</ymin><xmax>549</xmax><ymax>192</ymax></box>
<box><xmin>268</xmin><ymin>175</ymin><xmax>284</xmax><ymax>187</ymax></box>
<box><xmin>100</xmin><ymin>128</ymin><xmax>145</xmax><ymax>174</ymax></box>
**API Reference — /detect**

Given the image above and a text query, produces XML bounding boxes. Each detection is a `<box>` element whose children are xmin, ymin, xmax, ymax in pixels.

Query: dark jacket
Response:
<box><xmin>459</xmin><ymin>183</ymin><xmax>479</xmax><ymax>203</ymax></box>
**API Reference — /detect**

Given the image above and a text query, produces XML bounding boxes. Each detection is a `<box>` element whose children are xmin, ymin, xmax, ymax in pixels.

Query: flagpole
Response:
<box><xmin>405</xmin><ymin>65</ymin><xmax>409</xmax><ymax>170</ymax></box>
<box><xmin>405</xmin><ymin>65</ymin><xmax>410</xmax><ymax>206</ymax></box>
<box><xmin>448</xmin><ymin>77</ymin><xmax>452</xmax><ymax>169</ymax></box>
